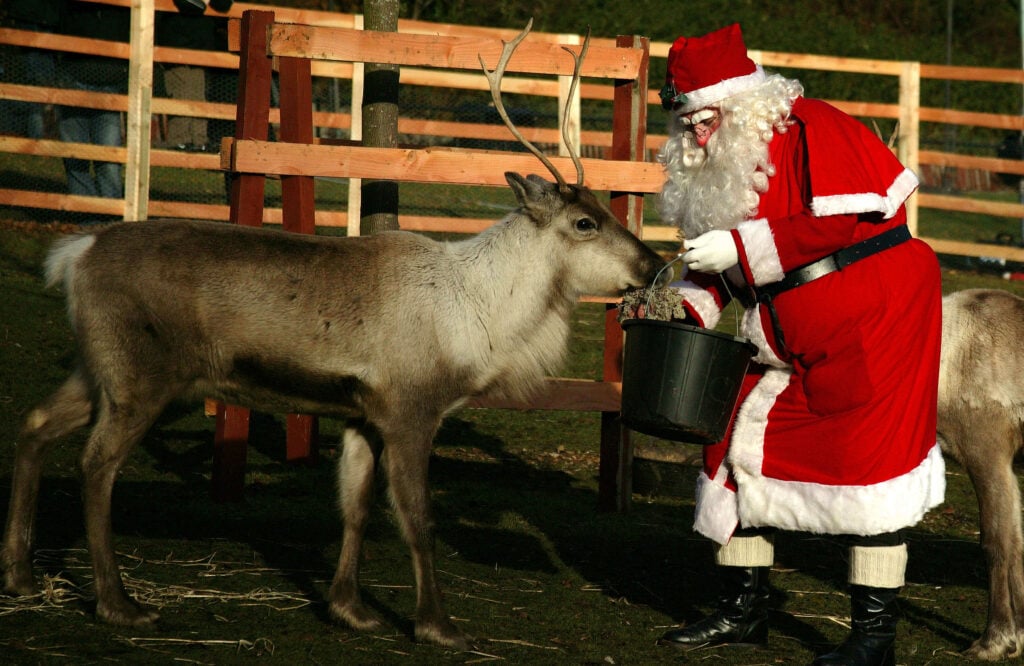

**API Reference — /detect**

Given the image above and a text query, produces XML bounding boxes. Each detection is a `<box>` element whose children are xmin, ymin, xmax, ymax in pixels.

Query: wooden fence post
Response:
<box><xmin>599</xmin><ymin>34</ymin><xmax>650</xmax><ymax>513</ymax></box>
<box><xmin>347</xmin><ymin>14</ymin><xmax>364</xmax><ymax>236</ymax></box>
<box><xmin>899</xmin><ymin>60</ymin><xmax>921</xmax><ymax>236</ymax></box>
<box><xmin>278</xmin><ymin>52</ymin><xmax>319</xmax><ymax>463</ymax></box>
<box><xmin>212</xmin><ymin>9</ymin><xmax>275</xmax><ymax>502</ymax></box>
<box><xmin>124</xmin><ymin>0</ymin><xmax>154</xmax><ymax>221</ymax></box>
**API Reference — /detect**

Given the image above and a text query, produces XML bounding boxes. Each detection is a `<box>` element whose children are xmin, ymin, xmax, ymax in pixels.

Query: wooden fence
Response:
<box><xmin>1</xmin><ymin>0</ymin><xmax>1023</xmax><ymax>258</ymax></box>
<box><xmin>2</xmin><ymin>1</ymin><xmax>1024</xmax><ymax>507</ymax></box>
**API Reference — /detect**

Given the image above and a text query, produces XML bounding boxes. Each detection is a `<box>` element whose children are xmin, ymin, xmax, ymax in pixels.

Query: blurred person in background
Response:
<box><xmin>1</xmin><ymin>0</ymin><xmax>62</xmax><ymax>139</ymax></box>
<box><xmin>155</xmin><ymin>0</ymin><xmax>233</xmax><ymax>152</ymax></box>
<box><xmin>57</xmin><ymin>0</ymin><xmax>129</xmax><ymax>200</ymax></box>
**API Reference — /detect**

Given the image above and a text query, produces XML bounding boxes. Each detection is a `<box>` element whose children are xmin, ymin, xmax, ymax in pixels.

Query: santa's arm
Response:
<box><xmin>668</xmin><ymin>271</ymin><xmax>731</xmax><ymax>329</ymax></box>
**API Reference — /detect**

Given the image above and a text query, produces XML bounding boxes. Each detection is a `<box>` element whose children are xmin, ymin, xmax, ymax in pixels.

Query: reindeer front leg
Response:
<box><xmin>382</xmin><ymin>419</ymin><xmax>467</xmax><ymax>650</ymax></box>
<box><xmin>329</xmin><ymin>425</ymin><xmax>385</xmax><ymax>631</ymax></box>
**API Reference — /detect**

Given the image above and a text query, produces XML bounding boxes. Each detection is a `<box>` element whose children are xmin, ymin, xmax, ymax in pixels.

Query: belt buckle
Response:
<box><xmin>736</xmin><ymin>285</ymin><xmax>758</xmax><ymax>308</ymax></box>
<box><xmin>805</xmin><ymin>254</ymin><xmax>841</xmax><ymax>282</ymax></box>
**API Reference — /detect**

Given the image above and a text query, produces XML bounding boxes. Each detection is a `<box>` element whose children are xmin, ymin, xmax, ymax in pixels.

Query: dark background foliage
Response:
<box><xmin>258</xmin><ymin>0</ymin><xmax>1024</xmax><ymax>149</ymax></box>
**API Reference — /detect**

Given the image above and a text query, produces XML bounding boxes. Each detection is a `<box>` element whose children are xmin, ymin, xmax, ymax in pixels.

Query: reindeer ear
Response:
<box><xmin>507</xmin><ymin>171</ymin><xmax>557</xmax><ymax>204</ymax></box>
<box><xmin>506</xmin><ymin>172</ymin><xmax>547</xmax><ymax>206</ymax></box>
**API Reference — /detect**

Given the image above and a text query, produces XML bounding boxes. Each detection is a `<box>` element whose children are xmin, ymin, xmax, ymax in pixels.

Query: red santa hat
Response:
<box><xmin>661</xmin><ymin>23</ymin><xmax>766</xmax><ymax>113</ymax></box>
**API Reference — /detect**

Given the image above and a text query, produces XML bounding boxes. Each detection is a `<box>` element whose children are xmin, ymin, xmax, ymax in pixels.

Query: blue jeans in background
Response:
<box><xmin>58</xmin><ymin>82</ymin><xmax>124</xmax><ymax>199</ymax></box>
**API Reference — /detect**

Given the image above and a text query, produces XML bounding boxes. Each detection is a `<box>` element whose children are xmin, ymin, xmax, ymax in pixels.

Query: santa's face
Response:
<box><xmin>658</xmin><ymin>102</ymin><xmax>770</xmax><ymax>237</ymax></box>
<box><xmin>679</xmin><ymin>107</ymin><xmax>721</xmax><ymax>147</ymax></box>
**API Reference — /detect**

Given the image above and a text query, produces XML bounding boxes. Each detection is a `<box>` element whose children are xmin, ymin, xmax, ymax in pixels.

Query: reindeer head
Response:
<box><xmin>503</xmin><ymin>171</ymin><xmax>666</xmax><ymax>297</ymax></box>
<box><xmin>480</xmin><ymin>24</ymin><xmax>666</xmax><ymax>297</ymax></box>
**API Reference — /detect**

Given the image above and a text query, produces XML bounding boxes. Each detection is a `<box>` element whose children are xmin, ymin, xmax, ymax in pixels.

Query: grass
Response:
<box><xmin>2</xmin><ymin>219</ymin><xmax>1024</xmax><ymax>665</ymax></box>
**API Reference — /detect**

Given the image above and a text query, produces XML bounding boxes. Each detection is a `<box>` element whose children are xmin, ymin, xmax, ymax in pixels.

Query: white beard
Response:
<box><xmin>657</xmin><ymin>75</ymin><xmax>802</xmax><ymax>240</ymax></box>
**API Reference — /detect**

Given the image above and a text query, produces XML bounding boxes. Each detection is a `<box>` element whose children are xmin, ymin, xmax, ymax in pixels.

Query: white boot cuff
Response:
<box><xmin>848</xmin><ymin>544</ymin><xmax>908</xmax><ymax>588</ymax></box>
<box><xmin>714</xmin><ymin>534</ymin><xmax>775</xmax><ymax>567</ymax></box>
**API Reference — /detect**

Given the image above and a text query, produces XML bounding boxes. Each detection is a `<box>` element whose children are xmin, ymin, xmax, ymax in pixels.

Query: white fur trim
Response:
<box><xmin>889</xmin><ymin>168</ymin><xmax>922</xmax><ymax>210</ymax></box>
<box><xmin>694</xmin><ymin>470</ymin><xmax>740</xmax><ymax>545</ymax></box>
<box><xmin>673</xmin><ymin>282</ymin><xmax>721</xmax><ymax>330</ymax></box>
<box><xmin>732</xmin><ymin>444</ymin><xmax>946</xmax><ymax>535</ymax></box>
<box><xmin>715</xmin><ymin>534</ymin><xmax>775</xmax><ymax>567</ymax></box>
<box><xmin>740</xmin><ymin>307</ymin><xmax>787</xmax><ymax>368</ymax></box>
<box><xmin>736</xmin><ymin>218</ymin><xmax>784</xmax><ymax>286</ymax></box>
<box><xmin>810</xmin><ymin>168</ymin><xmax>920</xmax><ymax>220</ymax></box>
<box><xmin>728</xmin><ymin>368</ymin><xmax>791</xmax><ymax>481</ymax></box>
<box><xmin>677</xmin><ymin>65</ymin><xmax>767</xmax><ymax>113</ymax></box>
<box><xmin>849</xmin><ymin>544</ymin><xmax>907</xmax><ymax>588</ymax></box>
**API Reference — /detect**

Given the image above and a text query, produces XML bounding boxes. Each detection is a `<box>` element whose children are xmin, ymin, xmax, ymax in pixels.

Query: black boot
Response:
<box><xmin>659</xmin><ymin>565</ymin><xmax>770</xmax><ymax>649</ymax></box>
<box><xmin>813</xmin><ymin>585</ymin><xmax>898</xmax><ymax>666</ymax></box>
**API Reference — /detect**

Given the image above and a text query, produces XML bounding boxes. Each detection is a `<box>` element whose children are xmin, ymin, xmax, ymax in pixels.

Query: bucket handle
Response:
<box><xmin>644</xmin><ymin>254</ymin><xmax>684</xmax><ymax>314</ymax></box>
<box><xmin>643</xmin><ymin>255</ymin><xmax>744</xmax><ymax>340</ymax></box>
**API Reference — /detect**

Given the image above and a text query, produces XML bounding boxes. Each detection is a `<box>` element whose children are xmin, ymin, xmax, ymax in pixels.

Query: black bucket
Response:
<box><xmin>620</xmin><ymin>319</ymin><xmax>755</xmax><ymax>445</ymax></box>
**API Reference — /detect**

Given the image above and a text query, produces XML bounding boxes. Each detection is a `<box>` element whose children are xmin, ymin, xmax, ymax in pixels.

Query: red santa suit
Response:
<box><xmin>672</xmin><ymin>96</ymin><xmax>945</xmax><ymax>544</ymax></box>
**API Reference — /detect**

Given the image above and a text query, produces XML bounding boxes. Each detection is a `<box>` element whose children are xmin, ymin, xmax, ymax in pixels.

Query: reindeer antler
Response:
<box><xmin>560</xmin><ymin>28</ymin><xmax>589</xmax><ymax>187</ymax></box>
<box><xmin>480</xmin><ymin>19</ymin><xmax>589</xmax><ymax>191</ymax></box>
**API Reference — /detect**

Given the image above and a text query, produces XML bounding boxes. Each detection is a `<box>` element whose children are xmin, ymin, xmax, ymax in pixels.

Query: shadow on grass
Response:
<box><xmin>0</xmin><ymin>374</ymin><xmax>999</xmax><ymax>661</ymax></box>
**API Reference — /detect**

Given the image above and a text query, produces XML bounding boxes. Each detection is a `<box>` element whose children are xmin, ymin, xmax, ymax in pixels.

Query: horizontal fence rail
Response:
<box><xmin>1</xmin><ymin>0</ymin><xmax>1022</xmax><ymax>250</ymax></box>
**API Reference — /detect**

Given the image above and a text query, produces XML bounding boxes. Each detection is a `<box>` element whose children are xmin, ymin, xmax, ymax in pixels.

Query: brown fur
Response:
<box><xmin>0</xmin><ymin>173</ymin><xmax>666</xmax><ymax>650</ymax></box>
<box><xmin>939</xmin><ymin>288</ymin><xmax>1024</xmax><ymax>660</ymax></box>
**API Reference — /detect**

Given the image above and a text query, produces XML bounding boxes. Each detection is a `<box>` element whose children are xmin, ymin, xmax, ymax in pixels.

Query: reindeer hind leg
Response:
<box><xmin>1006</xmin><ymin>422</ymin><xmax>1024</xmax><ymax>659</ymax></box>
<box><xmin>82</xmin><ymin>391</ymin><xmax>175</xmax><ymax>626</ymax></box>
<box><xmin>958</xmin><ymin>411</ymin><xmax>1024</xmax><ymax>661</ymax></box>
<box><xmin>3</xmin><ymin>370</ymin><xmax>93</xmax><ymax>596</ymax></box>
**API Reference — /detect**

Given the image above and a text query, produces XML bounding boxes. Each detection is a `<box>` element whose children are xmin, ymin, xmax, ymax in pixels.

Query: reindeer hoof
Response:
<box><xmin>3</xmin><ymin>564</ymin><xmax>38</xmax><ymax>597</ymax></box>
<box><xmin>97</xmin><ymin>598</ymin><xmax>160</xmax><ymax>626</ymax></box>
<box><xmin>329</xmin><ymin>600</ymin><xmax>384</xmax><ymax>632</ymax></box>
<box><xmin>415</xmin><ymin>617</ymin><xmax>470</xmax><ymax>651</ymax></box>
<box><xmin>964</xmin><ymin>634</ymin><xmax>1019</xmax><ymax>662</ymax></box>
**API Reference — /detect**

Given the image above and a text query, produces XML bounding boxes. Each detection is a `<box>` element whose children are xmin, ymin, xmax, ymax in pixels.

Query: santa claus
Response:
<box><xmin>649</xmin><ymin>23</ymin><xmax>944</xmax><ymax>666</ymax></box>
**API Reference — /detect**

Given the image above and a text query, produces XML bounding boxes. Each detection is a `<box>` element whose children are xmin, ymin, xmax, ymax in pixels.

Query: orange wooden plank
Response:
<box><xmin>227</xmin><ymin>141</ymin><xmax>666</xmax><ymax>192</ymax></box>
<box><xmin>919</xmin><ymin>150</ymin><xmax>1024</xmax><ymax>175</ymax></box>
<box><xmin>0</xmin><ymin>188</ymin><xmax>125</xmax><ymax>216</ymax></box>
<box><xmin>268</xmin><ymin>24</ymin><xmax>644</xmax><ymax>79</ymax></box>
<box><xmin>919</xmin><ymin>107</ymin><xmax>1024</xmax><ymax>131</ymax></box>
<box><xmin>920</xmin><ymin>236</ymin><xmax>1024</xmax><ymax>263</ymax></box>
<box><xmin>917</xmin><ymin>193</ymin><xmax>1024</xmax><ymax>219</ymax></box>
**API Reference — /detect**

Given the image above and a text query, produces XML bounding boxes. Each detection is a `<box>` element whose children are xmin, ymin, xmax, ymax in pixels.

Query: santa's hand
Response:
<box><xmin>682</xmin><ymin>230</ymin><xmax>738</xmax><ymax>273</ymax></box>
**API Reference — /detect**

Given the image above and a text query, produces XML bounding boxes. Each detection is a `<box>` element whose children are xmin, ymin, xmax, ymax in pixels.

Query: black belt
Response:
<box><xmin>736</xmin><ymin>225</ymin><xmax>912</xmax><ymax>356</ymax></box>
<box><xmin>755</xmin><ymin>225</ymin><xmax>911</xmax><ymax>302</ymax></box>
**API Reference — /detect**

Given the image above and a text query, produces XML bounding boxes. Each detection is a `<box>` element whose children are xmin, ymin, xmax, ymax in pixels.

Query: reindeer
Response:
<box><xmin>938</xmin><ymin>288</ymin><xmax>1024</xmax><ymax>661</ymax></box>
<box><xmin>0</xmin><ymin>24</ymin><xmax>665</xmax><ymax>650</ymax></box>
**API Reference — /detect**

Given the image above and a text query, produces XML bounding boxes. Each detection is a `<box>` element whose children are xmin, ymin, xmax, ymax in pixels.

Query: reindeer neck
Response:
<box><xmin>448</xmin><ymin>213</ymin><xmax>575</xmax><ymax>346</ymax></box>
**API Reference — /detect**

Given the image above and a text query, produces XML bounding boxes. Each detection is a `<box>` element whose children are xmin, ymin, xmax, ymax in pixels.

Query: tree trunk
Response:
<box><xmin>360</xmin><ymin>0</ymin><xmax>400</xmax><ymax>234</ymax></box>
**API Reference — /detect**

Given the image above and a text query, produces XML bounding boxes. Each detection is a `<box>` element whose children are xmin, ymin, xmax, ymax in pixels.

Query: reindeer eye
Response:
<box><xmin>575</xmin><ymin>217</ymin><xmax>597</xmax><ymax>233</ymax></box>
